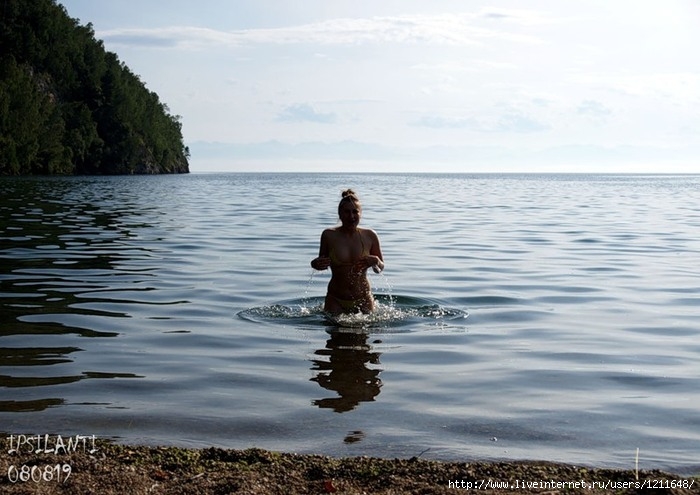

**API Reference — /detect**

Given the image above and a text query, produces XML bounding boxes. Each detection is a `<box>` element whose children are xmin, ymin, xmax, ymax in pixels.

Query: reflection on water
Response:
<box><xmin>2</xmin><ymin>174</ymin><xmax>700</xmax><ymax>474</ymax></box>
<box><xmin>0</xmin><ymin>398</ymin><xmax>65</xmax><ymax>413</ymax></box>
<box><xmin>310</xmin><ymin>329</ymin><xmax>383</xmax><ymax>413</ymax></box>
<box><xmin>238</xmin><ymin>296</ymin><xmax>463</xmax><ymax>414</ymax></box>
<box><xmin>1</xmin><ymin>177</ymin><xmax>174</xmax><ymax>413</ymax></box>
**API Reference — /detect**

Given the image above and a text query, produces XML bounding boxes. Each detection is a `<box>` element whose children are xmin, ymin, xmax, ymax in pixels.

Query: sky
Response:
<box><xmin>58</xmin><ymin>1</ymin><xmax>700</xmax><ymax>173</ymax></box>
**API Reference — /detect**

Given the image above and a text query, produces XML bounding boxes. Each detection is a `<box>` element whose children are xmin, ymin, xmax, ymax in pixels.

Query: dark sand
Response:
<box><xmin>2</xmin><ymin>440</ymin><xmax>699</xmax><ymax>494</ymax></box>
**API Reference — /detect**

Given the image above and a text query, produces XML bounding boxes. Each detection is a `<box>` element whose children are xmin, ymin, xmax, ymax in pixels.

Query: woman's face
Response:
<box><xmin>338</xmin><ymin>200</ymin><xmax>361</xmax><ymax>227</ymax></box>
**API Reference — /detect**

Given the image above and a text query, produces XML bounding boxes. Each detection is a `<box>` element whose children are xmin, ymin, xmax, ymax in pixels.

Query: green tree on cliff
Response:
<box><xmin>0</xmin><ymin>0</ymin><xmax>189</xmax><ymax>175</ymax></box>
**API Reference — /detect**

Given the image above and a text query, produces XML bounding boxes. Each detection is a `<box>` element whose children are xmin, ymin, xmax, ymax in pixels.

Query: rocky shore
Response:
<box><xmin>2</xmin><ymin>441</ymin><xmax>699</xmax><ymax>494</ymax></box>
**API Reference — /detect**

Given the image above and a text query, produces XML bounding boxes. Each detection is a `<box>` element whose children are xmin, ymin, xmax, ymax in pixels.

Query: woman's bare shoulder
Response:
<box><xmin>320</xmin><ymin>228</ymin><xmax>340</xmax><ymax>241</ymax></box>
<box><xmin>360</xmin><ymin>227</ymin><xmax>379</xmax><ymax>239</ymax></box>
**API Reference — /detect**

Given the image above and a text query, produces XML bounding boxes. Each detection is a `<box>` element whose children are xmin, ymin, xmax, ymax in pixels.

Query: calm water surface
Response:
<box><xmin>1</xmin><ymin>173</ymin><xmax>699</xmax><ymax>474</ymax></box>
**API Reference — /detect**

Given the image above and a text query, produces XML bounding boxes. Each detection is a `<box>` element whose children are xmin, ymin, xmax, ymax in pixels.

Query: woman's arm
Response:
<box><xmin>369</xmin><ymin>229</ymin><xmax>384</xmax><ymax>273</ymax></box>
<box><xmin>311</xmin><ymin>230</ymin><xmax>331</xmax><ymax>270</ymax></box>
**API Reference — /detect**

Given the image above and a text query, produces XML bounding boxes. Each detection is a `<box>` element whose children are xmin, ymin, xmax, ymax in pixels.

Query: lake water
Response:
<box><xmin>1</xmin><ymin>173</ymin><xmax>699</xmax><ymax>474</ymax></box>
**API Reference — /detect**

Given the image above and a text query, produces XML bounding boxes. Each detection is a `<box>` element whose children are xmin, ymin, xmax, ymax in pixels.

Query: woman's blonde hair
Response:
<box><xmin>338</xmin><ymin>189</ymin><xmax>360</xmax><ymax>215</ymax></box>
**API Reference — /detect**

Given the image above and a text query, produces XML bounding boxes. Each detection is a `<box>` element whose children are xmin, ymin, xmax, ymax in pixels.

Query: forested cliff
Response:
<box><xmin>0</xmin><ymin>0</ymin><xmax>189</xmax><ymax>175</ymax></box>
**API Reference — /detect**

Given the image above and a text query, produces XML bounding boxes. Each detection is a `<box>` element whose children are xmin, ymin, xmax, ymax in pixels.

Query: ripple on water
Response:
<box><xmin>237</xmin><ymin>295</ymin><xmax>468</xmax><ymax>330</ymax></box>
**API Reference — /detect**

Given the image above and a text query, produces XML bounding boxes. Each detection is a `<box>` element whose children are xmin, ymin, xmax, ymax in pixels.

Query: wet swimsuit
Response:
<box><xmin>326</xmin><ymin>293</ymin><xmax>365</xmax><ymax>313</ymax></box>
<box><xmin>329</xmin><ymin>230</ymin><xmax>368</xmax><ymax>268</ymax></box>
<box><xmin>326</xmin><ymin>230</ymin><xmax>371</xmax><ymax>313</ymax></box>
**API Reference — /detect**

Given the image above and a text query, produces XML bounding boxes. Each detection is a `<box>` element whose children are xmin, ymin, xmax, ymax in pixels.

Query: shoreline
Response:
<box><xmin>2</xmin><ymin>442</ymin><xmax>698</xmax><ymax>494</ymax></box>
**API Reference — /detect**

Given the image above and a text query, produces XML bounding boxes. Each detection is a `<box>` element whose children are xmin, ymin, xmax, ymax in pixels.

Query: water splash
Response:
<box><xmin>238</xmin><ymin>294</ymin><xmax>467</xmax><ymax>330</ymax></box>
<box><xmin>373</xmin><ymin>270</ymin><xmax>395</xmax><ymax>308</ymax></box>
<box><xmin>302</xmin><ymin>269</ymin><xmax>318</xmax><ymax>309</ymax></box>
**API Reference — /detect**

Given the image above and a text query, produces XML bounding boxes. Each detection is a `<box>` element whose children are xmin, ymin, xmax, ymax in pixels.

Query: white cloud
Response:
<box><xmin>495</xmin><ymin>112</ymin><xmax>549</xmax><ymax>133</ymax></box>
<box><xmin>410</xmin><ymin>115</ymin><xmax>479</xmax><ymax>129</ymax></box>
<box><xmin>409</xmin><ymin>111</ymin><xmax>548</xmax><ymax>133</ymax></box>
<box><xmin>570</xmin><ymin>72</ymin><xmax>700</xmax><ymax>103</ymax></box>
<box><xmin>277</xmin><ymin>103</ymin><xmax>337</xmax><ymax>124</ymax></box>
<box><xmin>577</xmin><ymin>100</ymin><xmax>612</xmax><ymax>118</ymax></box>
<box><xmin>98</xmin><ymin>11</ymin><xmax>546</xmax><ymax>50</ymax></box>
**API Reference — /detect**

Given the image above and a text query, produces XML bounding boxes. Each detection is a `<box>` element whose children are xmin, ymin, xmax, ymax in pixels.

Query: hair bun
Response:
<box><xmin>341</xmin><ymin>189</ymin><xmax>357</xmax><ymax>199</ymax></box>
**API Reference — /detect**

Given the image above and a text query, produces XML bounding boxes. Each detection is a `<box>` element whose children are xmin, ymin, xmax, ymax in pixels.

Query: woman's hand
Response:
<box><xmin>355</xmin><ymin>255</ymin><xmax>383</xmax><ymax>273</ymax></box>
<box><xmin>311</xmin><ymin>256</ymin><xmax>331</xmax><ymax>271</ymax></box>
<box><xmin>370</xmin><ymin>256</ymin><xmax>384</xmax><ymax>273</ymax></box>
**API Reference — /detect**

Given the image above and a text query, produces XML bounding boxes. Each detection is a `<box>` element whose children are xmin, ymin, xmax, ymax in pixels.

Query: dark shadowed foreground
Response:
<box><xmin>2</xmin><ymin>442</ymin><xmax>698</xmax><ymax>494</ymax></box>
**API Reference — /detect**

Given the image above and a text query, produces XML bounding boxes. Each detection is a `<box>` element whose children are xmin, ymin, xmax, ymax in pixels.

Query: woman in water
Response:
<box><xmin>311</xmin><ymin>189</ymin><xmax>384</xmax><ymax>314</ymax></box>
